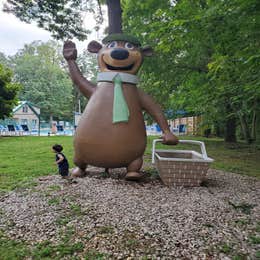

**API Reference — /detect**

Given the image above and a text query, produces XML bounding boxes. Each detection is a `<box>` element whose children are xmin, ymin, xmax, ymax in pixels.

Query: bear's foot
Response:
<box><xmin>125</xmin><ymin>171</ymin><xmax>144</xmax><ymax>181</ymax></box>
<box><xmin>126</xmin><ymin>157</ymin><xmax>144</xmax><ymax>181</ymax></box>
<box><xmin>71</xmin><ymin>167</ymin><xmax>87</xmax><ymax>178</ymax></box>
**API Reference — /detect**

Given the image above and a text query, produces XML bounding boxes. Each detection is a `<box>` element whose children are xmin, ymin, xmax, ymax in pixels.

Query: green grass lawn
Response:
<box><xmin>0</xmin><ymin>136</ymin><xmax>73</xmax><ymax>192</ymax></box>
<box><xmin>0</xmin><ymin>135</ymin><xmax>259</xmax><ymax>192</ymax></box>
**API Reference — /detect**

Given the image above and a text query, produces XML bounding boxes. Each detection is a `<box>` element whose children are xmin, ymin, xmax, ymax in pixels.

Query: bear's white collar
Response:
<box><xmin>97</xmin><ymin>72</ymin><xmax>139</xmax><ymax>85</ymax></box>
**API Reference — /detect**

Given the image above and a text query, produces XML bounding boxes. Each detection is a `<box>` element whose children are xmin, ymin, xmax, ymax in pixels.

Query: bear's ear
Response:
<box><xmin>141</xmin><ymin>46</ymin><xmax>153</xmax><ymax>57</ymax></box>
<box><xmin>87</xmin><ymin>40</ymin><xmax>102</xmax><ymax>53</ymax></box>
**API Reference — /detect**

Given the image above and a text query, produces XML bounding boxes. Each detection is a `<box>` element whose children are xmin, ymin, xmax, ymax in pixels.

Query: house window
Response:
<box><xmin>21</xmin><ymin>119</ymin><xmax>28</xmax><ymax>125</ymax></box>
<box><xmin>32</xmin><ymin>119</ymin><xmax>37</xmax><ymax>127</ymax></box>
<box><xmin>22</xmin><ymin>105</ymin><xmax>28</xmax><ymax>113</ymax></box>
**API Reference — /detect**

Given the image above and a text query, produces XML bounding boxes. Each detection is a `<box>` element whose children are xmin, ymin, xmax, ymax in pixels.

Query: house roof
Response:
<box><xmin>13</xmin><ymin>101</ymin><xmax>40</xmax><ymax>117</ymax></box>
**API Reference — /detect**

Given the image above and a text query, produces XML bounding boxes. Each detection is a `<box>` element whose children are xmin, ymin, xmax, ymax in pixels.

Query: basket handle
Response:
<box><xmin>152</xmin><ymin>139</ymin><xmax>209</xmax><ymax>164</ymax></box>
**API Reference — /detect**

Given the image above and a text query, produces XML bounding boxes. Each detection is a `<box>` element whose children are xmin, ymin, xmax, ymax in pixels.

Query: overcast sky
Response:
<box><xmin>0</xmin><ymin>2</ymin><xmax>106</xmax><ymax>56</ymax></box>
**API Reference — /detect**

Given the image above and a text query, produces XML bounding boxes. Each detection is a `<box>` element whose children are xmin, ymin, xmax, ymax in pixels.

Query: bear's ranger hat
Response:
<box><xmin>102</xmin><ymin>33</ymin><xmax>141</xmax><ymax>47</ymax></box>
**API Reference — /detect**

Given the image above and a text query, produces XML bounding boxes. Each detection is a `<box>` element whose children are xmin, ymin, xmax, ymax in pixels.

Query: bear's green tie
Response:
<box><xmin>112</xmin><ymin>74</ymin><xmax>129</xmax><ymax>123</ymax></box>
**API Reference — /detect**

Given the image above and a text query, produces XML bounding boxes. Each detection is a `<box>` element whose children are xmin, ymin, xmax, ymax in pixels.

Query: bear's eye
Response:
<box><xmin>107</xmin><ymin>41</ymin><xmax>117</xmax><ymax>48</ymax></box>
<box><xmin>125</xmin><ymin>42</ymin><xmax>134</xmax><ymax>50</ymax></box>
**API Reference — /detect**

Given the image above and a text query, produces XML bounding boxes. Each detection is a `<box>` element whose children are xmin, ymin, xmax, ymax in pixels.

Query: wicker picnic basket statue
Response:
<box><xmin>152</xmin><ymin>139</ymin><xmax>214</xmax><ymax>187</ymax></box>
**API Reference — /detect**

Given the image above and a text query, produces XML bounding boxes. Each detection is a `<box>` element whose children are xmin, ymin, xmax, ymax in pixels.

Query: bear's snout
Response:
<box><xmin>110</xmin><ymin>49</ymin><xmax>129</xmax><ymax>60</ymax></box>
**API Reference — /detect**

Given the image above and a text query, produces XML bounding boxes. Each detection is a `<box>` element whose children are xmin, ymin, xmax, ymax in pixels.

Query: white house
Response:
<box><xmin>12</xmin><ymin>101</ymin><xmax>40</xmax><ymax>130</ymax></box>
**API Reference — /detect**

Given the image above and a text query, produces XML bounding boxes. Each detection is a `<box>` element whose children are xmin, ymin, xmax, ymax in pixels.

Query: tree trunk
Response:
<box><xmin>106</xmin><ymin>0</ymin><xmax>122</xmax><ymax>34</ymax></box>
<box><xmin>224</xmin><ymin>115</ymin><xmax>237</xmax><ymax>143</ymax></box>
<box><xmin>238</xmin><ymin>112</ymin><xmax>252</xmax><ymax>144</ymax></box>
<box><xmin>214</xmin><ymin>121</ymin><xmax>224</xmax><ymax>137</ymax></box>
<box><xmin>255</xmin><ymin>98</ymin><xmax>260</xmax><ymax>145</ymax></box>
<box><xmin>50</xmin><ymin>114</ymin><xmax>53</xmax><ymax>127</ymax></box>
<box><xmin>251</xmin><ymin>110</ymin><xmax>256</xmax><ymax>141</ymax></box>
<box><xmin>74</xmin><ymin>89</ymin><xmax>80</xmax><ymax>113</ymax></box>
<box><xmin>251</xmin><ymin>98</ymin><xmax>259</xmax><ymax>141</ymax></box>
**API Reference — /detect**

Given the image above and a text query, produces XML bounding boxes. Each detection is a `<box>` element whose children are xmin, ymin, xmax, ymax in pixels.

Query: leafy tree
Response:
<box><xmin>123</xmin><ymin>0</ymin><xmax>260</xmax><ymax>143</ymax></box>
<box><xmin>3</xmin><ymin>0</ymin><xmax>122</xmax><ymax>39</ymax></box>
<box><xmin>10</xmin><ymin>41</ymin><xmax>73</xmax><ymax>122</ymax></box>
<box><xmin>72</xmin><ymin>49</ymin><xmax>99</xmax><ymax>113</ymax></box>
<box><xmin>0</xmin><ymin>63</ymin><xmax>21</xmax><ymax>119</ymax></box>
<box><xmin>4</xmin><ymin>0</ymin><xmax>260</xmax><ymax>144</ymax></box>
<box><xmin>0</xmin><ymin>52</ymin><xmax>10</xmax><ymax>68</ymax></box>
<box><xmin>3</xmin><ymin>0</ymin><xmax>124</xmax><ymax>120</ymax></box>
<box><xmin>3</xmin><ymin>0</ymin><xmax>95</xmax><ymax>40</ymax></box>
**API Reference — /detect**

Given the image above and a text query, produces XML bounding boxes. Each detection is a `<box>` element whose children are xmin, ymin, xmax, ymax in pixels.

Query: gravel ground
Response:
<box><xmin>0</xmin><ymin>168</ymin><xmax>259</xmax><ymax>259</ymax></box>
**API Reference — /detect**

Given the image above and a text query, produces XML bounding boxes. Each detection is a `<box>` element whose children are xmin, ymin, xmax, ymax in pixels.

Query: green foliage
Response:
<box><xmin>69</xmin><ymin>203</ymin><xmax>82</xmax><ymax>215</ymax></box>
<box><xmin>232</xmin><ymin>254</ymin><xmax>248</xmax><ymax>260</ymax></box>
<box><xmin>0</xmin><ymin>63</ymin><xmax>21</xmax><ymax>119</ymax></box>
<box><xmin>48</xmin><ymin>197</ymin><xmax>61</xmax><ymax>206</ymax></box>
<box><xmin>3</xmin><ymin>0</ymin><xmax>260</xmax><ymax>144</ymax></box>
<box><xmin>123</xmin><ymin>0</ymin><xmax>260</xmax><ymax>143</ymax></box>
<box><xmin>234</xmin><ymin>219</ymin><xmax>250</xmax><ymax>226</ymax></box>
<box><xmin>77</xmin><ymin>50</ymin><xmax>99</xmax><ymax>83</ymax></box>
<box><xmin>47</xmin><ymin>185</ymin><xmax>62</xmax><ymax>191</ymax></box>
<box><xmin>10</xmin><ymin>40</ymin><xmax>73</xmax><ymax>121</ymax></box>
<box><xmin>3</xmin><ymin>0</ymin><xmax>98</xmax><ymax>40</ymax></box>
<box><xmin>32</xmin><ymin>240</ymin><xmax>84</xmax><ymax>258</ymax></box>
<box><xmin>0</xmin><ymin>52</ymin><xmax>10</xmax><ymax>67</ymax></box>
<box><xmin>97</xmin><ymin>226</ymin><xmax>114</xmax><ymax>234</ymax></box>
<box><xmin>73</xmin><ymin>49</ymin><xmax>99</xmax><ymax>112</ymax></box>
<box><xmin>219</xmin><ymin>243</ymin><xmax>232</xmax><ymax>254</ymax></box>
<box><xmin>228</xmin><ymin>201</ymin><xmax>255</xmax><ymax>215</ymax></box>
<box><xmin>256</xmin><ymin>222</ymin><xmax>260</xmax><ymax>232</ymax></box>
<box><xmin>84</xmin><ymin>249</ymin><xmax>108</xmax><ymax>260</ymax></box>
<box><xmin>0</xmin><ymin>229</ymin><xmax>84</xmax><ymax>259</ymax></box>
<box><xmin>0</xmin><ymin>232</ymin><xmax>30</xmax><ymax>260</ymax></box>
<box><xmin>56</xmin><ymin>215</ymin><xmax>72</xmax><ymax>226</ymax></box>
<box><xmin>249</xmin><ymin>236</ymin><xmax>260</xmax><ymax>245</ymax></box>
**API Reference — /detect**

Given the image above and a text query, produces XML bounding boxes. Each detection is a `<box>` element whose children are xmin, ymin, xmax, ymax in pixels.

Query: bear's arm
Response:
<box><xmin>66</xmin><ymin>60</ymin><xmax>96</xmax><ymax>99</ymax></box>
<box><xmin>63</xmin><ymin>40</ymin><xmax>96</xmax><ymax>98</ymax></box>
<box><xmin>138</xmin><ymin>89</ymin><xmax>178</xmax><ymax>145</ymax></box>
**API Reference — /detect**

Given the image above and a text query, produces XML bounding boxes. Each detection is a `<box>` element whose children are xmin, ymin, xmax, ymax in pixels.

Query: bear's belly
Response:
<box><xmin>74</xmin><ymin>83</ymin><xmax>146</xmax><ymax>168</ymax></box>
